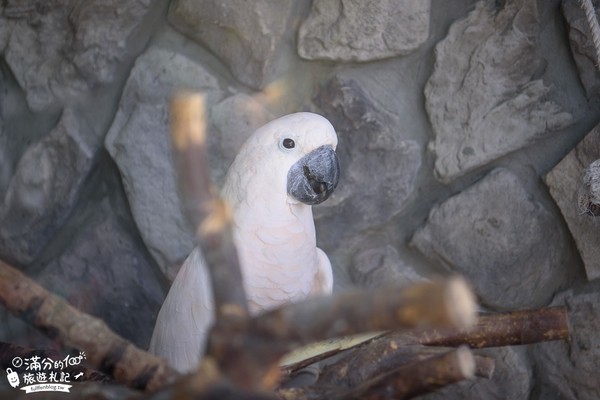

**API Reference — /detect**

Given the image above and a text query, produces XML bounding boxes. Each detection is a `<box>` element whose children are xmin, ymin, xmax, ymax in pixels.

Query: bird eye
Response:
<box><xmin>281</xmin><ymin>138</ymin><xmax>295</xmax><ymax>150</ymax></box>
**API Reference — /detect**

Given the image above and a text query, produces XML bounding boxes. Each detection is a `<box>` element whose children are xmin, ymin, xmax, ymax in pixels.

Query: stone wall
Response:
<box><xmin>0</xmin><ymin>0</ymin><xmax>599</xmax><ymax>398</ymax></box>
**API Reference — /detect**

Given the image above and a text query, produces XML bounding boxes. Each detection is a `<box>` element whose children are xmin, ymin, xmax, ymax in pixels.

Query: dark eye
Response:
<box><xmin>282</xmin><ymin>138</ymin><xmax>295</xmax><ymax>149</ymax></box>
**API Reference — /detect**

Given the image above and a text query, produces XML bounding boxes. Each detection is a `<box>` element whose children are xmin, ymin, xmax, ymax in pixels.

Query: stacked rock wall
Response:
<box><xmin>0</xmin><ymin>0</ymin><xmax>599</xmax><ymax>398</ymax></box>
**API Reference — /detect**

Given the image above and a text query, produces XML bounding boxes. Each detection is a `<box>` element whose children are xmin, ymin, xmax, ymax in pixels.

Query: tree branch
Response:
<box><xmin>169</xmin><ymin>92</ymin><xmax>249</xmax><ymax>322</ymax></box>
<box><xmin>340</xmin><ymin>346</ymin><xmax>475</xmax><ymax>400</ymax></box>
<box><xmin>252</xmin><ymin>277</ymin><xmax>476</xmax><ymax>345</ymax></box>
<box><xmin>0</xmin><ymin>259</ymin><xmax>179</xmax><ymax>392</ymax></box>
<box><xmin>408</xmin><ymin>306</ymin><xmax>570</xmax><ymax>348</ymax></box>
<box><xmin>278</xmin><ymin>347</ymin><xmax>476</xmax><ymax>400</ymax></box>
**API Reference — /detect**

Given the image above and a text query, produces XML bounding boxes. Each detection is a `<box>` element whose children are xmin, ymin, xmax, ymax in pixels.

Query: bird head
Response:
<box><xmin>223</xmin><ymin>112</ymin><xmax>340</xmax><ymax>208</ymax></box>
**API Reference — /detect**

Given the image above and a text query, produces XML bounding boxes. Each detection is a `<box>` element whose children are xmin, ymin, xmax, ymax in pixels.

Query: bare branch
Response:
<box><xmin>409</xmin><ymin>306</ymin><xmax>570</xmax><ymax>348</ymax></box>
<box><xmin>0</xmin><ymin>259</ymin><xmax>179</xmax><ymax>392</ymax></box>
<box><xmin>315</xmin><ymin>342</ymin><xmax>492</xmax><ymax>390</ymax></box>
<box><xmin>252</xmin><ymin>277</ymin><xmax>476</xmax><ymax>345</ymax></box>
<box><xmin>278</xmin><ymin>347</ymin><xmax>475</xmax><ymax>400</ymax></box>
<box><xmin>169</xmin><ymin>92</ymin><xmax>249</xmax><ymax>322</ymax></box>
<box><xmin>340</xmin><ymin>346</ymin><xmax>475</xmax><ymax>400</ymax></box>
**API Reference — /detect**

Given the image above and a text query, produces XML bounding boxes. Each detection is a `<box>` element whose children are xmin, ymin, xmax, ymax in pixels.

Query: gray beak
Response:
<box><xmin>287</xmin><ymin>145</ymin><xmax>340</xmax><ymax>205</ymax></box>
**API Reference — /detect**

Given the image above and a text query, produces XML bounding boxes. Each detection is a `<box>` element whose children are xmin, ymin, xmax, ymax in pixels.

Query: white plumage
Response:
<box><xmin>149</xmin><ymin>112</ymin><xmax>340</xmax><ymax>373</ymax></box>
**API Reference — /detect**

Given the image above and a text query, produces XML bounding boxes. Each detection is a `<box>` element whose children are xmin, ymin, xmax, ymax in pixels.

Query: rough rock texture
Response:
<box><xmin>425</xmin><ymin>0</ymin><xmax>573</xmax><ymax>182</ymax></box>
<box><xmin>105</xmin><ymin>46</ymin><xmax>223</xmax><ymax>276</ymax></box>
<box><xmin>168</xmin><ymin>0</ymin><xmax>294</xmax><ymax>89</ymax></box>
<box><xmin>210</xmin><ymin>94</ymin><xmax>273</xmax><ymax>186</ymax></box>
<box><xmin>36</xmin><ymin>196</ymin><xmax>165</xmax><ymax>350</ymax></box>
<box><xmin>545</xmin><ymin>122</ymin><xmax>600</xmax><ymax>281</ymax></box>
<box><xmin>314</xmin><ymin>76</ymin><xmax>421</xmax><ymax>247</ymax></box>
<box><xmin>350</xmin><ymin>243</ymin><xmax>427</xmax><ymax>288</ymax></box>
<box><xmin>0</xmin><ymin>0</ymin><xmax>152</xmax><ymax>112</ymax></box>
<box><xmin>0</xmin><ymin>109</ymin><xmax>100</xmax><ymax>265</ymax></box>
<box><xmin>0</xmin><ymin>160</ymin><xmax>165</xmax><ymax>351</ymax></box>
<box><xmin>422</xmin><ymin>347</ymin><xmax>532</xmax><ymax>400</ymax></box>
<box><xmin>532</xmin><ymin>282</ymin><xmax>600</xmax><ymax>400</ymax></box>
<box><xmin>298</xmin><ymin>0</ymin><xmax>431</xmax><ymax>61</ymax></box>
<box><xmin>411</xmin><ymin>168</ymin><xmax>571</xmax><ymax>310</ymax></box>
<box><xmin>579</xmin><ymin>159</ymin><xmax>600</xmax><ymax>216</ymax></box>
<box><xmin>562</xmin><ymin>0</ymin><xmax>600</xmax><ymax>99</ymax></box>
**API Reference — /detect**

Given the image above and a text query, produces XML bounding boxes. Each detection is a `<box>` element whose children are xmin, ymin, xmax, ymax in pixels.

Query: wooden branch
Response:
<box><xmin>409</xmin><ymin>306</ymin><xmax>570</xmax><ymax>348</ymax></box>
<box><xmin>315</xmin><ymin>342</ymin><xmax>492</xmax><ymax>390</ymax></box>
<box><xmin>279</xmin><ymin>306</ymin><xmax>566</xmax><ymax>398</ymax></box>
<box><xmin>169</xmin><ymin>92</ymin><xmax>249</xmax><ymax>322</ymax></box>
<box><xmin>0</xmin><ymin>259</ymin><xmax>179</xmax><ymax>392</ymax></box>
<box><xmin>340</xmin><ymin>346</ymin><xmax>475</xmax><ymax>400</ymax></box>
<box><xmin>278</xmin><ymin>347</ymin><xmax>475</xmax><ymax>400</ymax></box>
<box><xmin>252</xmin><ymin>277</ymin><xmax>476</xmax><ymax>345</ymax></box>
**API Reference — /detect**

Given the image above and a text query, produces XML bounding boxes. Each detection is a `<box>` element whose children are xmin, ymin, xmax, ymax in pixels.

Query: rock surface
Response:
<box><xmin>0</xmin><ymin>109</ymin><xmax>100</xmax><ymax>264</ymax></box>
<box><xmin>36</xmin><ymin>195</ymin><xmax>165</xmax><ymax>350</ymax></box>
<box><xmin>545</xmin><ymin>122</ymin><xmax>600</xmax><ymax>281</ymax></box>
<box><xmin>314</xmin><ymin>76</ymin><xmax>421</xmax><ymax>247</ymax></box>
<box><xmin>105</xmin><ymin>46</ymin><xmax>223</xmax><ymax>276</ymax></box>
<box><xmin>210</xmin><ymin>94</ymin><xmax>274</xmax><ymax>186</ymax></box>
<box><xmin>532</xmin><ymin>282</ymin><xmax>600</xmax><ymax>400</ymax></box>
<box><xmin>562</xmin><ymin>0</ymin><xmax>600</xmax><ymax>99</ymax></box>
<box><xmin>350</xmin><ymin>243</ymin><xmax>427</xmax><ymax>288</ymax></box>
<box><xmin>411</xmin><ymin>168</ymin><xmax>571</xmax><ymax>310</ymax></box>
<box><xmin>425</xmin><ymin>0</ymin><xmax>572</xmax><ymax>182</ymax></box>
<box><xmin>0</xmin><ymin>0</ymin><xmax>152</xmax><ymax>112</ymax></box>
<box><xmin>168</xmin><ymin>0</ymin><xmax>294</xmax><ymax>89</ymax></box>
<box><xmin>298</xmin><ymin>0</ymin><xmax>431</xmax><ymax>61</ymax></box>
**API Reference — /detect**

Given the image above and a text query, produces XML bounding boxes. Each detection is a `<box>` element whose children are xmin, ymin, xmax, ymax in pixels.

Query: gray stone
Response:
<box><xmin>105</xmin><ymin>46</ymin><xmax>223</xmax><ymax>276</ymax></box>
<box><xmin>422</xmin><ymin>347</ymin><xmax>532</xmax><ymax>400</ymax></box>
<box><xmin>298</xmin><ymin>0</ymin><xmax>431</xmax><ymax>61</ymax></box>
<box><xmin>210</xmin><ymin>94</ymin><xmax>274</xmax><ymax>187</ymax></box>
<box><xmin>532</xmin><ymin>282</ymin><xmax>600</xmax><ymax>400</ymax></box>
<box><xmin>411</xmin><ymin>168</ymin><xmax>571</xmax><ymax>310</ymax></box>
<box><xmin>425</xmin><ymin>0</ymin><xmax>572</xmax><ymax>183</ymax></box>
<box><xmin>350</xmin><ymin>243</ymin><xmax>427</xmax><ymax>289</ymax></box>
<box><xmin>578</xmin><ymin>159</ymin><xmax>600</xmax><ymax>216</ymax></box>
<box><xmin>35</xmin><ymin>195</ymin><xmax>165</xmax><ymax>350</ymax></box>
<box><xmin>314</xmin><ymin>76</ymin><xmax>421</xmax><ymax>247</ymax></box>
<box><xmin>0</xmin><ymin>170</ymin><xmax>166</xmax><ymax>352</ymax></box>
<box><xmin>0</xmin><ymin>0</ymin><xmax>152</xmax><ymax>112</ymax></box>
<box><xmin>168</xmin><ymin>0</ymin><xmax>294</xmax><ymax>89</ymax></box>
<box><xmin>545</xmin><ymin>122</ymin><xmax>600</xmax><ymax>281</ymax></box>
<box><xmin>562</xmin><ymin>0</ymin><xmax>600</xmax><ymax>99</ymax></box>
<box><xmin>0</xmin><ymin>109</ymin><xmax>100</xmax><ymax>264</ymax></box>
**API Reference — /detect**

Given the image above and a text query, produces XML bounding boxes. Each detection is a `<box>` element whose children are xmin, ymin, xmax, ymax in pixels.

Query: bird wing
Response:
<box><xmin>313</xmin><ymin>247</ymin><xmax>334</xmax><ymax>295</ymax></box>
<box><xmin>148</xmin><ymin>247</ymin><xmax>214</xmax><ymax>373</ymax></box>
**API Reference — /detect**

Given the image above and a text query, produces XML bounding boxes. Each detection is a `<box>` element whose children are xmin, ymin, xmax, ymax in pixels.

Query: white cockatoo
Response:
<box><xmin>149</xmin><ymin>112</ymin><xmax>340</xmax><ymax>373</ymax></box>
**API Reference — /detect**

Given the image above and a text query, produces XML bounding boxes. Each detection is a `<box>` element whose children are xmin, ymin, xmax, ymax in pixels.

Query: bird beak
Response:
<box><xmin>287</xmin><ymin>145</ymin><xmax>340</xmax><ymax>205</ymax></box>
